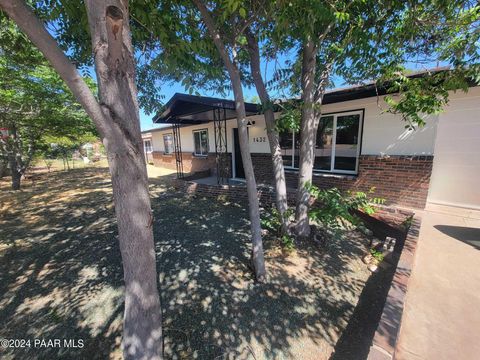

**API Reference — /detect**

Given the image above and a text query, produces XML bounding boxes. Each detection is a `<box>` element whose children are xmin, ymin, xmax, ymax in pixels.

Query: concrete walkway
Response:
<box><xmin>395</xmin><ymin>204</ymin><xmax>480</xmax><ymax>360</ymax></box>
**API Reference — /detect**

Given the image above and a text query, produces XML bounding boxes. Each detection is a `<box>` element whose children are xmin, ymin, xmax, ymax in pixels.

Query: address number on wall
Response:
<box><xmin>252</xmin><ymin>137</ymin><xmax>267</xmax><ymax>143</ymax></box>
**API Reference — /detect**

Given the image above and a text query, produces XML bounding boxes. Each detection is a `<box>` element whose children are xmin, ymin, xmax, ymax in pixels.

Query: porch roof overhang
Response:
<box><xmin>153</xmin><ymin>93</ymin><xmax>259</xmax><ymax>125</ymax></box>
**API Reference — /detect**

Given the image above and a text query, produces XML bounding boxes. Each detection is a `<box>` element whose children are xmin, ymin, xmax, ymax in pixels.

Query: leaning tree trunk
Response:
<box><xmin>295</xmin><ymin>38</ymin><xmax>318</xmax><ymax>238</ymax></box>
<box><xmin>231</xmin><ymin>78</ymin><xmax>267</xmax><ymax>282</ymax></box>
<box><xmin>193</xmin><ymin>0</ymin><xmax>266</xmax><ymax>282</ymax></box>
<box><xmin>0</xmin><ymin>1</ymin><xmax>163</xmax><ymax>359</ymax></box>
<box><xmin>85</xmin><ymin>2</ymin><xmax>163</xmax><ymax>358</ymax></box>
<box><xmin>246</xmin><ymin>31</ymin><xmax>289</xmax><ymax>233</ymax></box>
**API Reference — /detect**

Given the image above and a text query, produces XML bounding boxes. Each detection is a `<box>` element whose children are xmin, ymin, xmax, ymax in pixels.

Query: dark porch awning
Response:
<box><xmin>153</xmin><ymin>93</ymin><xmax>259</xmax><ymax>124</ymax></box>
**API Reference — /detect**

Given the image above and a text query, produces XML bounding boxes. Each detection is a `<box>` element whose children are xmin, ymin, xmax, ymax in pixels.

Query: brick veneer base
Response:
<box><xmin>152</xmin><ymin>151</ymin><xmax>231</xmax><ymax>177</ymax></box>
<box><xmin>251</xmin><ymin>154</ymin><xmax>433</xmax><ymax>210</ymax></box>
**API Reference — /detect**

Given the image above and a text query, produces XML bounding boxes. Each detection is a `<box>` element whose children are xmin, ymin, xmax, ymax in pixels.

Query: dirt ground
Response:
<box><xmin>0</xmin><ymin>166</ymin><xmax>376</xmax><ymax>359</ymax></box>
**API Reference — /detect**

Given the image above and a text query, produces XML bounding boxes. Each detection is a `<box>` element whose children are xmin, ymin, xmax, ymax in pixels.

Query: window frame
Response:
<box><xmin>192</xmin><ymin>128</ymin><xmax>209</xmax><ymax>156</ymax></box>
<box><xmin>143</xmin><ymin>139</ymin><xmax>153</xmax><ymax>153</ymax></box>
<box><xmin>163</xmin><ymin>133</ymin><xmax>173</xmax><ymax>155</ymax></box>
<box><xmin>282</xmin><ymin>109</ymin><xmax>364</xmax><ymax>175</ymax></box>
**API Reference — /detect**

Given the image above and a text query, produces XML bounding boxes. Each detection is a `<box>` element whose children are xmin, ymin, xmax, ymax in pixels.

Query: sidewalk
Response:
<box><xmin>395</xmin><ymin>204</ymin><xmax>480</xmax><ymax>360</ymax></box>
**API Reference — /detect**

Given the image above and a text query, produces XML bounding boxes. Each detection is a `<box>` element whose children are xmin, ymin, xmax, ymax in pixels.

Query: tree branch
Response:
<box><xmin>192</xmin><ymin>0</ymin><xmax>237</xmax><ymax>79</ymax></box>
<box><xmin>0</xmin><ymin>0</ymin><xmax>108</xmax><ymax>138</ymax></box>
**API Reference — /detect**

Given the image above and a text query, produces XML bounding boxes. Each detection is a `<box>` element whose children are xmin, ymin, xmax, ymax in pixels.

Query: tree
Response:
<box><xmin>192</xmin><ymin>0</ymin><xmax>266</xmax><ymax>281</ymax></box>
<box><xmin>0</xmin><ymin>1</ymin><xmax>163</xmax><ymax>358</ymax></box>
<box><xmin>244</xmin><ymin>24</ymin><xmax>290</xmax><ymax>234</ymax></box>
<box><xmin>270</xmin><ymin>0</ymin><xmax>480</xmax><ymax>237</ymax></box>
<box><xmin>0</xmin><ymin>20</ymin><xmax>96</xmax><ymax>189</ymax></box>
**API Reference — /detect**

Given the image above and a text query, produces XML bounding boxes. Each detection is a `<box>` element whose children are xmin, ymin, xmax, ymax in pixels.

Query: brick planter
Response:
<box><xmin>367</xmin><ymin>216</ymin><xmax>422</xmax><ymax>360</ymax></box>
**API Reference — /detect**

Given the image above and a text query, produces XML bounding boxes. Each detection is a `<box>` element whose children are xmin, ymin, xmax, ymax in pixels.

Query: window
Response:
<box><xmin>279</xmin><ymin>110</ymin><xmax>363</xmax><ymax>174</ymax></box>
<box><xmin>193</xmin><ymin>129</ymin><xmax>209</xmax><ymax>156</ymax></box>
<box><xmin>163</xmin><ymin>134</ymin><xmax>173</xmax><ymax>154</ymax></box>
<box><xmin>143</xmin><ymin>139</ymin><xmax>152</xmax><ymax>153</ymax></box>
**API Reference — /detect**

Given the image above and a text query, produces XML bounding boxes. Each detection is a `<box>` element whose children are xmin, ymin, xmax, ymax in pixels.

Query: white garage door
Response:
<box><xmin>427</xmin><ymin>87</ymin><xmax>480</xmax><ymax>210</ymax></box>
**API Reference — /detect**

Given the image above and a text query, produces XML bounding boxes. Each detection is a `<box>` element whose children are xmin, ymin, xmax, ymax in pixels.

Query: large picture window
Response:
<box><xmin>279</xmin><ymin>110</ymin><xmax>363</xmax><ymax>174</ymax></box>
<box><xmin>163</xmin><ymin>134</ymin><xmax>173</xmax><ymax>154</ymax></box>
<box><xmin>193</xmin><ymin>129</ymin><xmax>209</xmax><ymax>156</ymax></box>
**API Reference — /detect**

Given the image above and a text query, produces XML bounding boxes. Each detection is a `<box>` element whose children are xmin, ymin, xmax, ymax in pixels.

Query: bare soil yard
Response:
<box><xmin>0</xmin><ymin>166</ymin><xmax>382</xmax><ymax>359</ymax></box>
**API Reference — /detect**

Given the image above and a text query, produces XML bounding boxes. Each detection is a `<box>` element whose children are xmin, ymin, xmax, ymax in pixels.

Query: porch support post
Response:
<box><xmin>172</xmin><ymin>123</ymin><xmax>184</xmax><ymax>179</ymax></box>
<box><xmin>213</xmin><ymin>107</ymin><xmax>228</xmax><ymax>184</ymax></box>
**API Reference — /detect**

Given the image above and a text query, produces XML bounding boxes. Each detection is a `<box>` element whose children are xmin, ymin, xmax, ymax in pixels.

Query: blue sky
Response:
<box><xmin>114</xmin><ymin>55</ymin><xmax>440</xmax><ymax>131</ymax></box>
<box><xmin>138</xmin><ymin>51</ymin><xmax>296</xmax><ymax>131</ymax></box>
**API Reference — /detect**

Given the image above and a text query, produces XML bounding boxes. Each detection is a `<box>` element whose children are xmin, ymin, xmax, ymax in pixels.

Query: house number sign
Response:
<box><xmin>252</xmin><ymin>136</ymin><xmax>267</xmax><ymax>143</ymax></box>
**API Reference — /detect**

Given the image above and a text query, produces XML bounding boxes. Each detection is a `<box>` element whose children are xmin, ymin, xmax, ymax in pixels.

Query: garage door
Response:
<box><xmin>427</xmin><ymin>87</ymin><xmax>480</xmax><ymax>210</ymax></box>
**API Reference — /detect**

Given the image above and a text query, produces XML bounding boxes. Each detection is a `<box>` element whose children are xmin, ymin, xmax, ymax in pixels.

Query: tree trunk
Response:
<box><xmin>193</xmin><ymin>0</ymin><xmax>266</xmax><ymax>282</ymax></box>
<box><xmin>7</xmin><ymin>124</ymin><xmax>24</xmax><ymax>190</ymax></box>
<box><xmin>85</xmin><ymin>2</ymin><xmax>163</xmax><ymax>358</ymax></box>
<box><xmin>295</xmin><ymin>39</ymin><xmax>318</xmax><ymax>237</ymax></box>
<box><xmin>0</xmin><ymin>160</ymin><xmax>8</xmax><ymax>178</ymax></box>
<box><xmin>9</xmin><ymin>157</ymin><xmax>21</xmax><ymax>190</ymax></box>
<box><xmin>0</xmin><ymin>1</ymin><xmax>164</xmax><ymax>359</ymax></box>
<box><xmin>232</xmin><ymin>78</ymin><xmax>267</xmax><ymax>282</ymax></box>
<box><xmin>246</xmin><ymin>31</ymin><xmax>289</xmax><ymax>234</ymax></box>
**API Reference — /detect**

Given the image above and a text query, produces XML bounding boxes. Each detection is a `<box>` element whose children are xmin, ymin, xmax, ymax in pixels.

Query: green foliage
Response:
<box><xmin>281</xmin><ymin>234</ymin><xmax>295</xmax><ymax>251</ymax></box>
<box><xmin>307</xmin><ymin>183</ymin><xmax>384</xmax><ymax>232</ymax></box>
<box><xmin>261</xmin><ymin>207</ymin><xmax>295</xmax><ymax>249</ymax></box>
<box><xmin>260</xmin><ymin>207</ymin><xmax>283</xmax><ymax>235</ymax></box>
<box><xmin>275</xmin><ymin>100</ymin><xmax>301</xmax><ymax>133</ymax></box>
<box><xmin>269</xmin><ymin>0</ymin><xmax>480</xmax><ymax>126</ymax></box>
<box><xmin>0</xmin><ymin>17</ymin><xmax>97</xmax><ymax>178</ymax></box>
<box><xmin>27</xmin><ymin>0</ymin><xmax>479</xmax><ymax>127</ymax></box>
<box><xmin>370</xmin><ymin>248</ymin><xmax>384</xmax><ymax>262</ymax></box>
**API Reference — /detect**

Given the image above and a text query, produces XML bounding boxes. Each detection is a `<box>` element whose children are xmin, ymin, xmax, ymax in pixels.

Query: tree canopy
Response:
<box><xmin>0</xmin><ymin>16</ymin><xmax>96</xmax><ymax>188</ymax></box>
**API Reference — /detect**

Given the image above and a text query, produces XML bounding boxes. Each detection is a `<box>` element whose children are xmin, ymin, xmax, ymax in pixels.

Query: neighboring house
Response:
<box><xmin>142</xmin><ymin>81</ymin><xmax>480</xmax><ymax>211</ymax></box>
<box><xmin>142</xmin><ymin>131</ymin><xmax>154</xmax><ymax>164</ymax></box>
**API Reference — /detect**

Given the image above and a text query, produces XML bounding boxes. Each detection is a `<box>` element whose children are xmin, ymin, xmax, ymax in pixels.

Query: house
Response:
<box><xmin>142</xmin><ymin>80</ymin><xmax>480</xmax><ymax>212</ymax></box>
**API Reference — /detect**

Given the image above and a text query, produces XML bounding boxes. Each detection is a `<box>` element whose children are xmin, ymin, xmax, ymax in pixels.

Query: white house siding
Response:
<box><xmin>150</xmin><ymin>120</ymin><xmax>237</xmax><ymax>153</ymax></box>
<box><xmin>320</xmin><ymin>96</ymin><xmax>438</xmax><ymax>156</ymax></box>
<box><xmin>149</xmin><ymin>95</ymin><xmax>439</xmax><ymax>157</ymax></box>
<box><xmin>427</xmin><ymin>86</ymin><xmax>480</xmax><ymax>209</ymax></box>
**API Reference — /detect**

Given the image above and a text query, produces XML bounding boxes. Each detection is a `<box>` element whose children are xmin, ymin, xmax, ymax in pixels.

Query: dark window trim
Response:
<box><xmin>192</xmin><ymin>128</ymin><xmax>209</xmax><ymax>156</ymax></box>
<box><xmin>281</xmin><ymin>108</ymin><xmax>365</xmax><ymax>175</ymax></box>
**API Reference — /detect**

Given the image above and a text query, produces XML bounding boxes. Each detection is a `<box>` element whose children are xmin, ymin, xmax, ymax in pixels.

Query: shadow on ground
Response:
<box><xmin>0</xmin><ymin>168</ymin><xmax>373</xmax><ymax>359</ymax></box>
<box><xmin>434</xmin><ymin>225</ymin><xmax>480</xmax><ymax>250</ymax></box>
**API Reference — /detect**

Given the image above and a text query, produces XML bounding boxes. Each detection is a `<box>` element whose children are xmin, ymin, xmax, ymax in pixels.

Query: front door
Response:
<box><xmin>233</xmin><ymin>128</ymin><xmax>245</xmax><ymax>179</ymax></box>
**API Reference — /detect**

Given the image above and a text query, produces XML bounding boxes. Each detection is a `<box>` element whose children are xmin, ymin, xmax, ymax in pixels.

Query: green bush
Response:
<box><xmin>261</xmin><ymin>207</ymin><xmax>295</xmax><ymax>250</ymax></box>
<box><xmin>306</xmin><ymin>183</ymin><xmax>385</xmax><ymax>233</ymax></box>
<box><xmin>260</xmin><ymin>207</ymin><xmax>283</xmax><ymax>236</ymax></box>
<box><xmin>370</xmin><ymin>248</ymin><xmax>384</xmax><ymax>262</ymax></box>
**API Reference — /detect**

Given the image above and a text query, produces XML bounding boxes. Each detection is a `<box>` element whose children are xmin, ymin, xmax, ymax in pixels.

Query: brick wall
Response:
<box><xmin>251</xmin><ymin>153</ymin><xmax>433</xmax><ymax>209</ymax></box>
<box><xmin>153</xmin><ymin>151</ymin><xmax>226</xmax><ymax>175</ymax></box>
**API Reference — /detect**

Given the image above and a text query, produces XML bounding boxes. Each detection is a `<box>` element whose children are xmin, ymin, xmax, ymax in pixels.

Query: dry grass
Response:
<box><xmin>0</xmin><ymin>165</ymin><xmax>375</xmax><ymax>360</ymax></box>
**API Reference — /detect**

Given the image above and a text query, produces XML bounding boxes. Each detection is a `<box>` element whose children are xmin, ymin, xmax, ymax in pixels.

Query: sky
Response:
<box><xmin>138</xmin><ymin>51</ymin><xmax>296</xmax><ymax>132</ymax></box>
<box><xmin>91</xmin><ymin>53</ymin><xmax>441</xmax><ymax>132</ymax></box>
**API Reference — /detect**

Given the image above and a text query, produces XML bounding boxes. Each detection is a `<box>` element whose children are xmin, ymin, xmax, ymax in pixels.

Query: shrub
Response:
<box><xmin>261</xmin><ymin>207</ymin><xmax>295</xmax><ymax>249</ymax></box>
<box><xmin>370</xmin><ymin>248</ymin><xmax>384</xmax><ymax>262</ymax></box>
<box><xmin>260</xmin><ymin>207</ymin><xmax>283</xmax><ymax>236</ymax></box>
<box><xmin>306</xmin><ymin>183</ymin><xmax>385</xmax><ymax>233</ymax></box>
